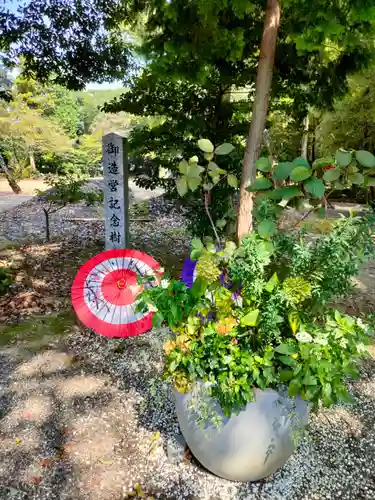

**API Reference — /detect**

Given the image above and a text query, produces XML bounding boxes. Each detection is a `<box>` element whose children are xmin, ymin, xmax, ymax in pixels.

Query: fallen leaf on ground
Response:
<box><xmin>125</xmin><ymin>491</ymin><xmax>137</xmax><ymax>497</ymax></box>
<box><xmin>15</xmin><ymin>439</ymin><xmax>21</xmax><ymax>445</ymax></box>
<box><xmin>62</xmin><ymin>427</ymin><xmax>74</xmax><ymax>435</ymax></box>
<box><xmin>39</xmin><ymin>458</ymin><xmax>53</xmax><ymax>468</ymax></box>
<box><xmin>183</xmin><ymin>449</ymin><xmax>191</xmax><ymax>464</ymax></box>
<box><xmin>63</xmin><ymin>443</ymin><xmax>75</xmax><ymax>452</ymax></box>
<box><xmin>135</xmin><ymin>483</ymin><xmax>145</xmax><ymax>498</ymax></box>
<box><xmin>29</xmin><ymin>476</ymin><xmax>42</xmax><ymax>485</ymax></box>
<box><xmin>99</xmin><ymin>459</ymin><xmax>114</xmax><ymax>465</ymax></box>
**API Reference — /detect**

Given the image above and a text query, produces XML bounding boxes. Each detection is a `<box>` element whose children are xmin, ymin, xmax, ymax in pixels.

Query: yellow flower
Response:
<box><xmin>216</xmin><ymin>317</ymin><xmax>237</xmax><ymax>335</ymax></box>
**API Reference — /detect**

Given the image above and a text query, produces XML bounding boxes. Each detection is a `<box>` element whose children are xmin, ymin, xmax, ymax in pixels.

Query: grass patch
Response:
<box><xmin>0</xmin><ymin>310</ymin><xmax>76</xmax><ymax>348</ymax></box>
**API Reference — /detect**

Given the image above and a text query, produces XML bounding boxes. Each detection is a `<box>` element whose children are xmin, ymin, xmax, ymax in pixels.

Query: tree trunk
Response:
<box><xmin>237</xmin><ymin>0</ymin><xmax>280</xmax><ymax>241</ymax></box>
<box><xmin>43</xmin><ymin>208</ymin><xmax>50</xmax><ymax>241</ymax></box>
<box><xmin>301</xmin><ymin>114</ymin><xmax>309</xmax><ymax>160</ymax></box>
<box><xmin>29</xmin><ymin>150</ymin><xmax>36</xmax><ymax>173</ymax></box>
<box><xmin>0</xmin><ymin>153</ymin><xmax>22</xmax><ymax>194</ymax></box>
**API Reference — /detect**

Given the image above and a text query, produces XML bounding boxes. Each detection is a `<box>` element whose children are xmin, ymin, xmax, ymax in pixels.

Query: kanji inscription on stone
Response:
<box><xmin>102</xmin><ymin>133</ymin><xmax>130</xmax><ymax>250</ymax></box>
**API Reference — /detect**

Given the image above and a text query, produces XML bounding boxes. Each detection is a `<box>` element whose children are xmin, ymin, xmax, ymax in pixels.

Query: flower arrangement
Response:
<box><xmin>139</xmin><ymin>215</ymin><xmax>374</xmax><ymax>416</ymax></box>
<box><xmin>138</xmin><ymin>140</ymin><xmax>375</xmax><ymax>418</ymax></box>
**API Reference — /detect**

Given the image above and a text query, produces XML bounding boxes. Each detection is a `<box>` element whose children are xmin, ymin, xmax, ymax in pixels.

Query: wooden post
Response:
<box><xmin>102</xmin><ymin>132</ymin><xmax>130</xmax><ymax>250</ymax></box>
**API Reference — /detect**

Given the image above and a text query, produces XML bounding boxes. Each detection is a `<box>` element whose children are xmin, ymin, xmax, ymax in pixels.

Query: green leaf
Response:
<box><xmin>268</xmin><ymin>186</ymin><xmax>302</xmax><ymax>200</ymax></box>
<box><xmin>187</xmin><ymin>163</ymin><xmax>205</xmax><ymax>178</ymax></box>
<box><xmin>335</xmin><ymin>149</ymin><xmax>352</xmax><ymax>167</ymax></box>
<box><xmin>334</xmin><ymin>181</ymin><xmax>345</xmax><ymax>190</ymax></box>
<box><xmin>216</xmin><ymin>219</ymin><xmax>226</xmax><ymax>229</ymax></box>
<box><xmin>198</xmin><ymin>138</ymin><xmax>214</xmax><ymax>153</ymax></box>
<box><xmin>304</xmin><ymin>178</ymin><xmax>325</xmax><ymax>198</ymax></box>
<box><xmin>347</xmin><ymin>165</ymin><xmax>358</xmax><ymax>174</ymax></box>
<box><xmin>323</xmin><ymin>168</ymin><xmax>341</xmax><ymax>182</ymax></box>
<box><xmin>227</xmin><ymin>174</ymin><xmax>238</xmax><ymax>188</ymax></box>
<box><xmin>191</xmin><ymin>238</ymin><xmax>203</xmax><ymax>251</ymax></box>
<box><xmin>348</xmin><ymin>172</ymin><xmax>365</xmax><ymax>185</ymax></box>
<box><xmin>302</xmin><ymin>373</ymin><xmax>317</xmax><ymax>386</ymax></box>
<box><xmin>258</xmin><ymin>219</ymin><xmax>276</xmax><ymax>239</ymax></box>
<box><xmin>240</xmin><ymin>309</ymin><xmax>260</xmax><ymax>327</ymax></box>
<box><xmin>204</xmin><ymin>152</ymin><xmax>214</xmax><ymax>161</ymax></box>
<box><xmin>293</xmin><ymin>157</ymin><xmax>310</xmax><ymax>168</ymax></box>
<box><xmin>247</xmin><ymin>177</ymin><xmax>273</xmax><ymax>192</ymax></box>
<box><xmin>189</xmin><ymin>155</ymin><xmax>199</xmax><ymax>164</ymax></box>
<box><xmin>203</xmin><ymin>182</ymin><xmax>213</xmax><ymax>191</ymax></box>
<box><xmin>273</xmin><ymin>162</ymin><xmax>294</xmax><ymax>181</ymax></box>
<box><xmin>288</xmin><ymin>311</ymin><xmax>300</xmax><ymax>334</ymax></box>
<box><xmin>265</xmin><ymin>272</ymin><xmax>278</xmax><ymax>292</ymax></box>
<box><xmin>208</xmin><ymin>161</ymin><xmax>225</xmax><ymax>177</ymax></box>
<box><xmin>171</xmin><ymin>302</ymin><xmax>178</xmax><ymax>320</ymax></box>
<box><xmin>356</xmin><ymin>150</ymin><xmax>375</xmax><ymax>168</ymax></box>
<box><xmin>152</xmin><ymin>312</ymin><xmax>163</xmax><ymax>328</ymax></box>
<box><xmin>176</xmin><ymin>176</ymin><xmax>188</xmax><ymax>196</ymax></box>
<box><xmin>256</xmin><ymin>157</ymin><xmax>272</xmax><ymax>173</ymax></box>
<box><xmin>312</xmin><ymin>157</ymin><xmax>335</xmax><ymax>169</ymax></box>
<box><xmin>279</xmin><ymin>356</ymin><xmax>297</xmax><ymax>367</ymax></box>
<box><xmin>288</xmin><ymin>379</ymin><xmax>301</xmax><ymax>396</ymax></box>
<box><xmin>187</xmin><ymin>177</ymin><xmax>201</xmax><ymax>192</ymax></box>
<box><xmin>214</xmin><ymin>143</ymin><xmax>235</xmax><ymax>155</ymax></box>
<box><xmin>169</xmin><ymin>360</ymin><xmax>178</xmax><ymax>372</ymax></box>
<box><xmin>191</xmin><ymin>277</ymin><xmax>208</xmax><ymax>298</ymax></box>
<box><xmin>290</xmin><ymin>166</ymin><xmax>311</xmax><ymax>182</ymax></box>
<box><xmin>275</xmin><ymin>343</ymin><xmax>296</xmax><ymax>355</ymax></box>
<box><xmin>365</xmin><ymin>176</ymin><xmax>375</xmax><ymax>186</ymax></box>
<box><xmin>178</xmin><ymin>159</ymin><xmax>189</xmax><ymax>174</ymax></box>
<box><xmin>322</xmin><ymin>383</ymin><xmax>333</xmax><ymax>406</ymax></box>
<box><xmin>279</xmin><ymin>370</ymin><xmax>294</xmax><ymax>382</ymax></box>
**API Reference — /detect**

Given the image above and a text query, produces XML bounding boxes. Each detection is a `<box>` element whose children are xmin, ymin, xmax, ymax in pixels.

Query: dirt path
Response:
<box><xmin>0</xmin><ymin>179</ymin><xmax>47</xmax><ymax>214</ymax></box>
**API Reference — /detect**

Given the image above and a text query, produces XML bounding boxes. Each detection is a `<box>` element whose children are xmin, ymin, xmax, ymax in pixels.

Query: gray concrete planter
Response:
<box><xmin>175</xmin><ymin>386</ymin><xmax>309</xmax><ymax>482</ymax></box>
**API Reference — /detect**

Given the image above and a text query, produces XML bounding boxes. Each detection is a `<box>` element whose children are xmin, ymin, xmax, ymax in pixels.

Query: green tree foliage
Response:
<box><xmin>15</xmin><ymin>75</ymin><xmax>83</xmax><ymax>138</ymax></box>
<box><xmin>317</xmin><ymin>66</ymin><xmax>375</xmax><ymax>155</ymax></box>
<box><xmin>125</xmin><ymin>0</ymin><xmax>374</xmax><ymax>115</ymax></box>
<box><xmin>0</xmin><ymin>0</ymin><xmax>131</xmax><ymax>90</ymax></box>
<box><xmin>0</xmin><ymin>65</ymin><xmax>12</xmax><ymax>102</ymax></box>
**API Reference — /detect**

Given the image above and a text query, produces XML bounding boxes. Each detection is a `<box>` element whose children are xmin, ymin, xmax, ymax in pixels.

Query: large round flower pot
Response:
<box><xmin>174</xmin><ymin>386</ymin><xmax>309</xmax><ymax>482</ymax></box>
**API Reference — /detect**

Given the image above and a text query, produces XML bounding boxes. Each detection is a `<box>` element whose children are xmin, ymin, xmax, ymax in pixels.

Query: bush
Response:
<box><xmin>139</xmin><ymin>215</ymin><xmax>375</xmax><ymax>416</ymax></box>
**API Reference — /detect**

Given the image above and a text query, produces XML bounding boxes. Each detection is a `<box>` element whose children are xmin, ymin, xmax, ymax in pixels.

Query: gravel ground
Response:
<box><xmin>0</xmin><ymin>180</ymin><xmax>166</xmax><ymax>246</ymax></box>
<box><xmin>0</xmin><ymin>325</ymin><xmax>375</xmax><ymax>500</ymax></box>
<box><xmin>0</xmin><ymin>193</ymin><xmax>189</xmax><ymax>273</ymax></box>
<box><xmin>1</xmin><ymin>195</ymin><xmax>375</xmax><ymax>499</ymax></box>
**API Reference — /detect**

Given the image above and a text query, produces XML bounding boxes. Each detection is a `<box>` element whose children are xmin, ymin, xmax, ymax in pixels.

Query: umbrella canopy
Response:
<box><xmin>71</xmin><ymin>249</ymin><xmax>161</xmax><ymax>337</ymax></box>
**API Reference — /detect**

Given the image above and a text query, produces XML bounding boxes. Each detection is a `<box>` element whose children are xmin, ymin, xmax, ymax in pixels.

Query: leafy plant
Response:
<box><xmin>139</xmin><ymin>215</ymin><xmax>374</xmax><ymax>417</ymax></box>
<box><xmin>0</xmin><ymin>267</ymin><xmax>13</xmax><ymax>295</ymax></box>
<box><xmin>138</xmin><ymin>135</ymin><xmax>375</xmax><ymax>417</ymax></box>
<box><xmin>36</xmin><ymin>174</ymin><xmax>103</xmax><ymax>241</ymax></box>
<box><xmin>249</xmin><ymin>149</ymin><xmax>375</xmax><ymax>228</ymax></box>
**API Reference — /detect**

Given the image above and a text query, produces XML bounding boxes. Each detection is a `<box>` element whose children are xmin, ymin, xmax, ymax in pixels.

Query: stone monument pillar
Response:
<box><xmin>102</xmin><ymin>132</ymin><xmax>130</xmax><ymax>250</ymax></box>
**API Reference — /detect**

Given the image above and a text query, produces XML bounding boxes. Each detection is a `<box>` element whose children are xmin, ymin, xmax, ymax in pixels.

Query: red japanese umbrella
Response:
<box><xmin>71</xmin><ymin>249</ymin><xmax>161</xmax><ymax>338</ymax></box>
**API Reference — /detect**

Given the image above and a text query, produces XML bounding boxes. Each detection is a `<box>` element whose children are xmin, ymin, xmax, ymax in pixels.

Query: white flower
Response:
<box><xmin>148</xmin><ymin>304</ymin><xmax>158</xmax><ymax>313</ymax></box>
<box><xmin>296</xmin><ymin>331</ymin><xmax>313</xmax><ymax>343</ymax></box>
<box><xmin>159</xmin><ymin>267</ymin><xmax>165</xmax><ymax>274</ymax></box>
<box><xmin>339</xmin><ymin>338</ymin><xmax>348</xmax><ymax>348</ymax></box>
<box><xmin>314</xmin><ymin>335</ymin><xmax>328</xmax><ymax>346</ymax></box>
<box><xmin>160</xmin><ymin>279</ymin><xmax>170</xmax><ymax>289</ymax></box>
<box><xmin>356</xmin><ymin>342</ymin><xmax>366</xmax><ymax>353</ymax></box>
